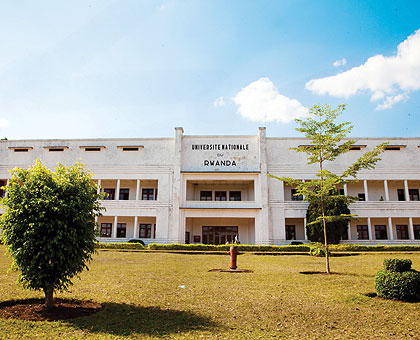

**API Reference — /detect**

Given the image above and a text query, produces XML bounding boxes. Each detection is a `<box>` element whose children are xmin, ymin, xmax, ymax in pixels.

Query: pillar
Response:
<box><xmin>304</xmin><ymin>217</ymin><xmax>308</xmax><ymax>241</ymax></box>
<box><xmin>116</xmin><ymin>179</ymin><xmax>121</xmax><ymax>201</ymax></box>
<box><xmin>367</xmin><ymin>217</ymin><xmax>373</xmax><ymax>240</ymax></box>
<box><xmin>112</xmin><ymin>216</ymin><xmax>118</xmax><ymax>238</ymax></box>
<box><xmin>404</xmin><ymin>180</ymin><xmax>409</xmax><ymax>201</ymax></box>
<box><xmin>343</xmin><ymin>183</ymin><xmax>348</xmax><ymax>196</ymax></box>
<box><xmin>409</xmin><ymin>217</ymin><xmax>414</xmax><ymax>240</ymax></box>
<box><xmin>363</xmin><ymin>180</ymin><xmax>369</xmax><ymax>201</ymax></box>
<box><xmin>136</xmin><ymin>179</ymin><xmax>140</xmax><ymax>200</ymax></box>
<box><xmin>388</xmin><ymin>217</ymin><xmax>394</xmax><ymax>240</ymax></box>
<box><xmin>279</xmin><ymin>181</ymin><xmax>284</xmax><ymax>201</ymax></box>
<box><xmin>134</xmin><ymin>216</ymin><xmax>139</xmax><ymax>238</ymax></box>
<box><xmin>97</xmin><ymin>179</ymin><xmax>101</xmax><ymax>195</ymax></box>
<box><xmin>384</xmin><ymin>180</ymin><xmax>389</xmax><ymax>201</ymax></box>
<box><xmin>347</xmin><ymin>222</ymin><xmax>351</xmax><ymax>240</ymax></box>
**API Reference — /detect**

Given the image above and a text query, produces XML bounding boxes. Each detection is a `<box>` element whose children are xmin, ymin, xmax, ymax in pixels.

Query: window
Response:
<box><xmin>414</xmin><ymin>225</ymin><xmax>420</xmax><ymax>240</ymax></box>
<box><xmin>14</xmin><ymin>148</ymin><xmax>30</xmax><ymax>152</ymax></box>
<box><xmin>396</xmin><ymin>225</ymin><xmax>409</xmax><ymax>240</ymax></box>
<box><xmin>291</xmin><ymin>189</ymin><xmax>303</xmax><ymax>201</ymax></box>
<box><xmin>357</xmin><ymin>225</ymin><xmax>369</xmax><ymax>240</ymax></box>
<box><xmin>339</xmin><ymin>189</ymin><xmax>345</xmax><ymax>195</ymax></box>
<box><xmin>397</xmin><ymin>189</ymin><xmax>405</xmax><ymax>201</ymax></box>
<box><xmin>200</xmin><ymin>191</ymin><xmax>212</xmax><ymax>201</ymax></box>
<box><xmin>48</xmin><ymin>148</ymin><xmax>64</xmax><ymax>152</ymax></box>
<box><xmin>119</xmin><ymin>188</ymin><xmax>129</xmax><ymax>200</ymax></box>
<box><xmin>84</xmin><ymin>147</ymin><xmax>101</xmax><ymax>152</ymax></box>
<box><xmin>202</xmin><ymin>226</ymin><xmax>238</xmax><ymax>245</ymax></box>
<box><xmin>229</xmin><ymin>191</ymin><xmax>242</xmax><ymax>201</ymax></box>
<box><xmin>142</xmin><ymin>188</ymin><xmax>154</xmax><ymax>200</ymax></box>
<box><xmin>122</xmin><ymin>147</ymin><xmax>139</xmax><ymax>151</ymax></box>
<box><xmin>139</xmin><ymin>224</ymin><xmax>152</xmax><ymax>238</ymax></box>
<box><xmin>100</xmin><ymin>223</ymin><xmax>112</xmax><ymax>237</ymax></box>
<box><xmin>215</xmin><ymin>191</ymin><xmax>227</xmax><ymax>201</ymax></box>
<box><xmin>104</xmin><ymin>188</ymin><xmax>115</xmax><ymax>200</ymax></box>
<box><xmin>385</xmin><ymin>146</ymin><xmax>402</xmax><ymax>150</ymax></box>
<box><xmin>286</xmin><ymin>225</ymin><xmax>296</xmax><ymax>240</ymax></box>
<box><xmin>117</xmin><ymin>223</ymin><xmax>126</xmax><ymax>238</ymax></box>
<box><xmin>375</xmin><ymin>225</ymin><xmax>388</xmax><ymax>240</ymax></box>
<box><xmin>0</xmin><ymin>180</ymin><xmax>5</xmax><ymax>198</ymax></box>
<box><xmin>358</xmin><ymin>193</ymin><xmax>366</xmax><ymax>201</ymax></box>
<box><xmin>409</xmin><ymin>189</ymin><xmax>419</xmax><ymax>201</ymax></box>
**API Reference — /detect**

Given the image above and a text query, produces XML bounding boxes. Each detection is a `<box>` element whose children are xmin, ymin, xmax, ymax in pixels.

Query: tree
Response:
<box><xmin>0</xmin><ymin>160</ymin><xmax>104</xmax><ymax>308</ymax></box>
<box><xmin>270</xmin><ymin>104</ymin><xmax>387</xmax><ymax>274</ymax></box>
<box><xmin>306</xmin><ymin>187</ymin><xmax>352</xmax><ymax>244</ymax></box>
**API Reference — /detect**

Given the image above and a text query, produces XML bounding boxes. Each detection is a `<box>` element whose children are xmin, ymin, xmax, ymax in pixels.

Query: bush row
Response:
<box><xmin>95</xmin><ymin>242</ymin><xmax>420</xmax><ymax>252</ymax></box>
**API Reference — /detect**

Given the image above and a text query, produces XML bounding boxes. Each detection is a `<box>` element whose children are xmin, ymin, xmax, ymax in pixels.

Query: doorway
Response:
<box><xmin>202</xmin><ymin>226</ymin><xmax>238</xmax><ymax>245</ymax></box>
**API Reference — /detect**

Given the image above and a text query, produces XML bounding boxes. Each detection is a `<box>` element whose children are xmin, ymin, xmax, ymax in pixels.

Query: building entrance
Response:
<box><xmin>202</xmin><ymin>226</ymin><xmax>238</xmax><ymax>245</ymax></box>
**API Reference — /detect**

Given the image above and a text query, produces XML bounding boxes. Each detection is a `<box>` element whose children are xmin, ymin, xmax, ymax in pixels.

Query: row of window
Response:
<box><xmin>100</xmin><ymin>223</ymin><xmax>156</xmax><ymax>238</ymax></box>
<box><xmin>103</xmin><ymin>188</ymin><xmax>157</xmax><ymax>200</ymax></box>
<box><xmin>291</xmin><ymin>188</ymin><xmax>420</xmax><ymax>201</ymax></box>
<box><xmin>356</xmin><ymin>224</ymin><xmax>420</xmax><ymax>240</ymax></box>
<box><xmin>8</xmin><ymin>145</ymin><xmax>144</xmax><ymax>152</ymax></box>
<box><xmin>200</xmin><ymin>191</ymin><xmax>241</xmax><ymax>201</ymax></box>
<box><xmin>285</xmin><ymin>224</ymin><xmax>420</xmax><ymax>240</ymax></box>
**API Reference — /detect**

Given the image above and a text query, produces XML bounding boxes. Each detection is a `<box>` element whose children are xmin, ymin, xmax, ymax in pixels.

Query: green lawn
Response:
<box><xmin>1</xmin><ymin>246</ymin><xmax>419</xmax><ymax>340</ymax></box>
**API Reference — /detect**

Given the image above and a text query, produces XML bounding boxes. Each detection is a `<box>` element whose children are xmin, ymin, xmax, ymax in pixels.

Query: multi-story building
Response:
<box><xmin>1</xmin><ymin>127</ymin><xmax>420</xmax><ymax>245</ymax></box>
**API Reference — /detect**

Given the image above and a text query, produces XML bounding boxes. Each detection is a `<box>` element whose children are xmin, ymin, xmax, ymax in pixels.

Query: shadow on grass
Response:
<box><xmin>68</xmin><ymin>302</ymin><xmax>219</xmax><ymax>337</ymax></box>
<box><xmin>299</xmin><ymin>271</ymin><xmax>372</xmax><ymax>277</ymax></box>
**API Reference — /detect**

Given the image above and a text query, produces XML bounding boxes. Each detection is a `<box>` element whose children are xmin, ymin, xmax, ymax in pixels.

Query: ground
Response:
<box><xmin>0</xmin><ymin>246</ymin><xmax>419</xmax><ymax>339</ymax></box>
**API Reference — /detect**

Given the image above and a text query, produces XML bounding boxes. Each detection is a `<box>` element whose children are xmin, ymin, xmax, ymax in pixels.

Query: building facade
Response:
<box><xmin>1</xmin><ymin>127</ymin><xmax>420</xmax><ymax>245</ymax></box>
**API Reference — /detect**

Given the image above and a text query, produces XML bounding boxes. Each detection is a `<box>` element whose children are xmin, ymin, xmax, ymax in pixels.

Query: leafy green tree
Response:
<box><xmin>270</xmin><ymin>104</ymin><xmax>387</xmax><ymax>274</ymax></box>
<box><xmin>306</xmin><ymin>187</ymin><xmax>352</xmax><ymax>244</ymax></box>
<box><xmin>0</xmin><ymin>160</ymin><xmax>104</xmax><ymax>308</ymax></box>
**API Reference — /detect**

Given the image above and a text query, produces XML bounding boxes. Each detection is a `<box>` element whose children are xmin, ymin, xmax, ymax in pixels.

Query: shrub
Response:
<box><xmin>128</xmin><ymin>239</ymin><xmax>145</xmax><ymax>246</ymax></box>
<box><xmin>383</xmin><ymin>259</ymin><xmax>412</xmax><ymax>272</ymax></box>
<box><xmin>309</xmin><ymin>243</ymin><xmax>331</xmax><ymax>257</ymax></box>
<box><xmin>95</xmin><ymin>242</ymin><xmax>145</xmax><ymax>250</ymax></box>
<box><xmin>375</xmin><ymin>259</ymin><xmax>420</xmax><ymax>302</ymax></box>
<box><xmin>146</xmin><ymin>243</ymin><xmax>311</xmax><ymax>252</ymax></box>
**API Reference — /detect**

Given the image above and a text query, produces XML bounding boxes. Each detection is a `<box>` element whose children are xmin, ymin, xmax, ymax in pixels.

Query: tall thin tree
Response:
<box><xmin>270</xmin><ymin>104</ymin><xmax>387</xmax><ymax>273</ymax></box>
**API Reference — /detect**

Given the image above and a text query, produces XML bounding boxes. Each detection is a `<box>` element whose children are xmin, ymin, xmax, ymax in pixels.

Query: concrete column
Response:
<box><xmin>116</xmin><ymin>179</ymin><xmax>121</xmax><ymax>200</ymax></box>
<box><xmin>388</xmin><ymin>217</ymin><xmax>394</xmax><ymax>240</ymax></box>
<box><xmin>347</xmin><ymin>222</ymin><xmax>351</xmax><ymax>240</ymax></box>
<box><xmin>171</xmin><ymin>127</ymin><xmax>183</xmax><ymax>243</ymax></box>
<box><xmin>367</xmin><ymin>217</ymin><xmax>373</xmax><ymax>240</ymax></box>
<box><xmin>343</xmin><ymin>183</ymin><xmax>348</xmax><ymax>196</ymax></box>
<box><xmin>134</xmin><ymin>216</ymin><xmax>139</xmax><ymax>238</ymax></box>
<box><xmin>279</xmin><ymin>181</ymin><xmax>284</xmax><ymax>201</ymax></box>
<box><xmin>304</xmin><ymin>217</ymin><xmax>308</xmax><ymax>241</ymax></box>
<box><xmin>384</xmin><ymin>180</ymin><xmax>389</xmax><ymax>201</ymax></box>
<box><xmin>112</xmin><ymin>216</ymin><xmax>118</xmax><ymax>238</ymax></box>
<box><xmin>256</xmin><ymin>127</ymin><xmax>271</xmax><ymax>244</ymax></box>
<box><xmin>97</xmin><ymin>179</ymin><xmax>101</xmax><ymax>195</ymax></box>
<box><xmin>363</xmin><ymin>180</ymin><xmax>369</xmax><ymax>201</ymax></box>
<box><xmin>136</xmin><ymin>179</ymin><xmax>140</xmax><ymax>200</ymax></box>
<box><xmin>409</xmin><ymin>217</ymin><xmax>415</xmax><ymax>240</ymax></box>
<box><xmin>404</xmin><ymin>180</ymin><xmax>409</xmax><ymax>201</ymax></box>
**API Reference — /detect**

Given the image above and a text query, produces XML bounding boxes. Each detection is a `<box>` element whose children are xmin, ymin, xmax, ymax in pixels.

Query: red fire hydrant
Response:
<box><xmin>229</xmin><ymin>245</ymin><xmax>238</xmax><ymax>270</ymax></box>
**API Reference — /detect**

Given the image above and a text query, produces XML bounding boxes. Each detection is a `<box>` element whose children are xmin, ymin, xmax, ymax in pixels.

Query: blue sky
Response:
<box><xmin>1</xmin><ymin>0</ymin><xmax>420</xmax><ymax>139</ymax></box>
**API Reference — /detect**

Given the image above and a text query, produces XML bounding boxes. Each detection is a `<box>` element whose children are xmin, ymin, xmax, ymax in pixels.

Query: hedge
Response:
<box><xmin>93</xmin><ymin>242</ymin><xmax>420</xmax><ymax>252</ymax></box>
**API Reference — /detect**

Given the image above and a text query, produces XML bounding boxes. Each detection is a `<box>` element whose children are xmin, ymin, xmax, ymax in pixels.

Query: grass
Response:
<box><xmin>1</xmin><ymin>246</ymin><xmax>420</xmax><ymax>339</ymax></box>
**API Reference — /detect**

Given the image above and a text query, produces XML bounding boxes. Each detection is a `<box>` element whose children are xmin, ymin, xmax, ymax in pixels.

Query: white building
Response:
<box><xmin>1</xmin><ymin>127</ymin><xmax>420</xmax><ymax>245</ymax></box>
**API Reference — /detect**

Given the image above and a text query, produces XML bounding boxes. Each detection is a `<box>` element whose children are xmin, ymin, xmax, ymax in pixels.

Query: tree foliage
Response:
<box><xmin>0</xmin><ymin>160</ymin><xmax>104</xmax><ymax>308</ymax></box>
<box><xmin>270</xmin><ymin>104</ymin><xmax>387</xmax><ymax>273</ymax></box>
<box><xmin>306</xmin><ymin>187</ymin><xmax>352</xmax><ymax>244</ymax></box>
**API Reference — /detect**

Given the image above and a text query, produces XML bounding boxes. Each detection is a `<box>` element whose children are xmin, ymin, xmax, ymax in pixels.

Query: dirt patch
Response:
<box><xmin>208</xmin><ymin>269</ymin><xmax>253</xmax><ymax>273</ymax></box>
<box><xmin>0</xmin><ymin>298</ymin><xmax>102</xmax><ymax>321</ymax></box>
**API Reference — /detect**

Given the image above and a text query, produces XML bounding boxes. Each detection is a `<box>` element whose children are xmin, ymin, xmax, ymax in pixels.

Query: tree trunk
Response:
<box><xmin>44</xmin><ymin>286</ymin><xmax>54</xmax><ymax>309</ymax></box>
<box><xmin>322</xmin><ymin>213</ymin><xmax>330</xmax><ymax>274</ymax></box>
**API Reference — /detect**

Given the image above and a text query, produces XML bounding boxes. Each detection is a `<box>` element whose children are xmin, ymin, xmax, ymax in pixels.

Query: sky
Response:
<box><xmin>1</xmin><ymin>0</ymin><xmax>420</xmax><ymax>140</ymax></box>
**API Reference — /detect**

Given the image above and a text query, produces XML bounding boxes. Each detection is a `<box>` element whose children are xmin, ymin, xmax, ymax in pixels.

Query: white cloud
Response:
<box><xmin>333</xmin><ymin>58</ymin><xmax>347</xmax><ymax>67</ymax></box>
<box><xmin>0</xmin><ymin>118</ymin><xmax>9</xmax><ymax>128</ymax></box>
<box><xmin>376</xmin><ymin>93</ymin><xmax>408</xmax><ymax>110</ymax></box>
<box><xmin>233</xmin><ymin>78</ymin><xmax>308</xmax><ymax>123</ymax></box>
<box><xmin>306</xmin><ymin>29</ymin><xmax>420</xmax><ymax>109</ymax></box>
<box><xmin>213</xmin><ymin>96</ymin><xmax>225</xmax><ymax>107</ymax></box>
